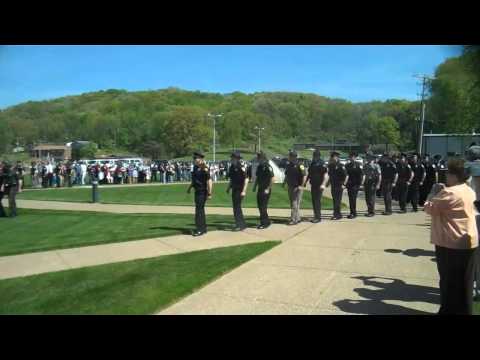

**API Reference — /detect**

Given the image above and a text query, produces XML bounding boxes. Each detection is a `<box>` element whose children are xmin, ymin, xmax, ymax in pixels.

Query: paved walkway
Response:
<box><xmin>159</xmin><ymin>209</ymin><xmax>438</xmax><ymax>315</ymax></box>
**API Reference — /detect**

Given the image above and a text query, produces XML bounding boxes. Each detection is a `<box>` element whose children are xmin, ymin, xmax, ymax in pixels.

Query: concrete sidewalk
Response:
<box><xmin>159</xmin><ymin>210</ymin><xmax>439</xmax><ymax>315</ymax></box>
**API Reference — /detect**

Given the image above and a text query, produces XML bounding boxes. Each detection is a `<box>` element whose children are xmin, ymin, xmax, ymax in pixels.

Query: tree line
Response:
<box><xmin>1</xmin><ymin>46</ymin><xmax>478</xmax><ymax>159</ymax></box>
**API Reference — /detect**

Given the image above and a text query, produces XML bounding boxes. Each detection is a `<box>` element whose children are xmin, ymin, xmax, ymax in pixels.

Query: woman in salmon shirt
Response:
<box><xmin>424</xmin><ymin>159</ymin><xmax>478</xmax><ymax>315</ymax></box>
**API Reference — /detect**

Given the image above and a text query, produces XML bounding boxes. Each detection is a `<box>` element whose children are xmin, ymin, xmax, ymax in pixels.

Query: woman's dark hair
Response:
<box><xmin>447</xmin><ymin>159</ymin><xmax>470</xmax><ymax>183</ymax></box>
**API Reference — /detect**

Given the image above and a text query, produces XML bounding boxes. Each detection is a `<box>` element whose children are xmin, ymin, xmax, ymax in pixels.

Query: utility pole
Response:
<box><xmin>254</xmin><ymin>126</ymin><xmax>265</xmax><ymax>152</ymax></box>
<box><xmin>413</xmin><ymin>74</ymin><xmax>434</xmax><ymax>155</ymax></box>
<box><xmin>207</xmin><ymin>113</ymin><xmax>223</xmax><ymax>162</ymax></box>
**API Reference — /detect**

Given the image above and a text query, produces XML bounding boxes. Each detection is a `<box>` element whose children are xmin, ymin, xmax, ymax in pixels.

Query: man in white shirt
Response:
<box><xmin>80</xmin><ymin>162</ymin><xmax>87</xmax><ymax>185</ymax></box>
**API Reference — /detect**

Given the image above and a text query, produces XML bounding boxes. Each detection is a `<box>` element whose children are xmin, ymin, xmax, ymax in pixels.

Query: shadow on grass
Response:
<box><xmin>333</xmin><ymin>275</ymin><xmax>439</xmax><ymax>315</ymax></box>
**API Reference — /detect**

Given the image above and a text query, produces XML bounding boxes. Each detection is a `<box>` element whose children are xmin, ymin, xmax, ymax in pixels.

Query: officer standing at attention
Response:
<box><xmin>252</xmin><ymin>151</ymin><xmax>274</xmax><ymax>229</ymax></box>
<box><xmin>345</xmin><ymin>152</ymin><xmax>365</xmax><ymax>219</ymax></box>
<box><xmin>409</xmin><ymin>153</ymin><xmax>426</xmax><ymax>212</ymax></box>
<box><xmin>419</xmin><ymin>154</ymin><xmax>438</xmax><ymax>206</ymax></box>
<box><xmin>380</xmin><ymin>153</ymin><xmax>398</xmax><ymax>215</ymax></box>
<box><xmin>396</xmin><ymin>153</ymin><xmax>414</xmax><ymax>213</ymax></box>
<box><xmin>283</xmin><ymin>150</ymin><xmax>307</xmax><ymax>225</ymax></box>
<box><xmin>226</xmin><ymin>151</ymin><xmax>248</xmax><ymax>231</ymax></box>
<box><xmin>0</xmin><ymin>163</ymin><xmax>19</xmax><ymax>218</ymax></box>
<box><xmin>326</xmin><ymin>151</ymin><xmax>348</xmax><ymax>220</ymax></box>
<box><xmin>363</xmin><ymin>152</ymin><xmax>382</xmax><ymax>217</ymax></box>
<box><xmin>187</xmin><ymin>152</ymin><xmax>213</xmax><ymax>237</ymax></box>
<box><xmin>305</xmin><ymin>149</ymin><xmax>329</xmax><ymax>223</ymax></box>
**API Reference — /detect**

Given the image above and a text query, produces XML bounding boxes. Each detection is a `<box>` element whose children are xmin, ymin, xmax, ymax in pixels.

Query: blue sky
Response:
<box><xmin>0</xmin><ymin>45</ymin><xmax>462</xmax><ymax>109</ymax></box>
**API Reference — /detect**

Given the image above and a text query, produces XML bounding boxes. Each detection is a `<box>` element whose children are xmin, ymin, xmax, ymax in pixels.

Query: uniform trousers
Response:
<box><xmin>288</xmin><ymin>186</ymin><xmax>303</xmax><ymax>223</ymax></box>
<box><xmin>232</xmin><ymin>188</ymin><xmax>246</xmax><ymax>228</ymax></box>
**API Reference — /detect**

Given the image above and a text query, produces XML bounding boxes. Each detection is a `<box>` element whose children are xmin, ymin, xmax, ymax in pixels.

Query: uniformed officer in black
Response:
<box><xmin>253</xmin><ymin>151</ymin><xmax>274</xmax><ymax>229</ymax></box>
<box><xmin>187</xmin><ymin>152</ymin><xmax>212</xmax><ymax>237</ymax></box>
<box><xmin>363</xmin><ymin>152</ymin><xmax>382</xmax><ymax>217</ymax></box>
<box><xmin>434</xmin><ymin>154</ymin><xmax>448</xmax><ymax>184</ymax></box>
<box><xmin>305</xmin><ymin>149</ymin><xmax>328</xmax><ymax>223</ymax></box>
<box><xmin>226</xmin><ymin>151</ymin><xmax>248</xmax><ymax>231</ymax></box>
<box><xmin>419</xmin><ymin>154</ymin><xmax>438</xmax><ymax>206</ymax></box>
<box><xmin>396</xmin><ymin>153</ymin><xmax>414</xmax><ymax>213</ymax></box>
<box><xmin>345</xmin><ymin>152</ymin><xmax>365</xmax><ymax>219</ymax></box>
<box><xmin>408</xmin><ymin>153</ymin><xmax>425</xmax><ymax>212</ymax></box>
<box><xmin>0</xmin><ymin>162</ymin><xmax>6</xmax><ymax>218</ymax></box>
<box><xmin>283</xmin><ymin>150</ymin><xmax>307</xmax><ymax>225</ymax></box>
<box><xmin>380</xmin><ymin>153</ymin><xmax>398</xmax><ymax>215</ymax></box>
<box><xmin>326</xmin><ymin>151</ymin><xmax>348</xmax><ymax>220</ymax></box>
<box><xmin>1</xmin><ymin>163</ymin><xmax>19</xmax><ymax>218</ymax></box>
<box><xmin>391</xmin><ymin>153</ymin><xmax>400</xmax><ymax>201</ymax></box>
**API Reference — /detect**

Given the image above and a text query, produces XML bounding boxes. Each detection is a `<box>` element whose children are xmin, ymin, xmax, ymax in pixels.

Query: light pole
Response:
<box><xmin>254</xmin><ymin>126</ymin><xmax>265</xmax><ymax>152</ymax></box>
<box><xmin>413</xmin><ymin>74</ymin><xmax>435</xmax><ymax>155</ymax></box>
<box><xmin>207</xmin><ymin>113</ymin><xmax>223</xmax><ymax>162</ymax></box>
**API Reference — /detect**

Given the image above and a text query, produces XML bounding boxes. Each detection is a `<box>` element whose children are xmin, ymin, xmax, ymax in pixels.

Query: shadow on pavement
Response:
<box><xmin>333</xmin><ymin>275</ymin><xmax>439</xmax><ymax>315</ymax></box>
<box><xmin>385</xmin><ymin>248</ymin><xmax>435</xmax><ymax>258</ymax></box>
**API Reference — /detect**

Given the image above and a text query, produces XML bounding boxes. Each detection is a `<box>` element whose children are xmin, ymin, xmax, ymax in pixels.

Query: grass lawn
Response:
<box><xmin>475</xmin><ymin>301</ymin><xmax>480</xmax><ymax>315</ymax></box>
<box><xmin>0</xmin><ymin>241</ymin><xmax>280</xmax><ymax>314</ymax></box>
<box><xmin>0</xmin><ymin>209</ymin><xmax>277</xmax><ymax>257</ymax></box>
<box><xmin>17</xmin><ymin>183</ymin><xmax>339</xmax><ymax>209</ymax></box>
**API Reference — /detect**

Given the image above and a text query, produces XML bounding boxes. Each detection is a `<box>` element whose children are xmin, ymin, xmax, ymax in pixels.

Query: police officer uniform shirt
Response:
<box><xmin>346</xmin><ymin>160</ymin><xmax>363</xmax><ymax>186</ymax></box>
<box><xmin>228</xmin><ymin>160</ymin><xmax>247</xmax><ymax>189</ymax></box>
<box><xmin>425</xmin><ymin>162</ymin><xmax>438</xmax><ymax>182</ymax></box>
<box><xmin>308</xmin><ymin>159</ymin><xmax>328</xmax><ymax>185</ymax></box>
<box><xmin>381</xmin><ymin>159</ymin><xmax>397</xmax><ymax>181</ymax></box>
<box><xmin>191</xmin><ymin>164</ymin><xmax>210</xmax><ymax>191</ymax></box>
<box><xmin>397</xmin><ymin>162</ymin><xmax>412</xmax><ymax>182</ymax></box>
<box><xmin>411</xmin><ymin>162</ymin><xmax>425</xmax><ymax>183</ymax></box>
<box><xmin>285</xmin><ymin>161</ymin><xmax>306</xmax><ymax>187</ymax></box>
<box><xmin>364</xmin><ymin>161</ymin><xmax>381</xmax><ymax>182</ymax></box>
<box><xmin>256</xmin><ymin>162</ymin><xmax>274</xmax><ymax>189</ymax></box>
<box><xmin>328</xmin><ymin>161</ymin><xmax>347</xmax><ymax>185</ymax></box>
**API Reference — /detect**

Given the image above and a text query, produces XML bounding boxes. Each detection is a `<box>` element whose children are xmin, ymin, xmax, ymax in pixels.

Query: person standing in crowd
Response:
<box><xmin>80</xmin><ymin>162</ymin><xmax>87</xmax><ymax>185</ymax></box>
<box><xmin>0</xmin><ymin>163</ymin><xmax>6</xmax><ymax>218</ymax></box>
<box><xmin>187</xmin><ymin>151</ymin><xmax>212</xmax><ymax>237</ymax></box>
<box><xmin>65</xmin><ymin>162</ymin><xmax>73</xmax><ymax>187</ymax></box>
<box><xmin>419</xmin><ymin>154</ymin><xmax>438</xmax><ymax>206</ymax></box>
<box><xmin>327</xmin><ymin>151</ymin><xmax>348</xmax><ymax>220</ymax></box>
<box><xmin>306</xmin><ymin>149</ymin><xmax>329</xmax><ymax>223</ymax></box>
<box><xmin>253</xmin><ymin>151</ymin><xmax>274</xmax><ymax>229</ymax></box>
<box><xmin>283</xmin><ymin>150</ymin><xmax>307</xmax><ymax>225</ymax></box>
<box><xmin>424</xmin><ymin>158</ymin><xmax>478</xmax><ymax>315</ymax></box>
<box><xmin>30</xmin><ymin>162</ymin><xmax>38</xmax><ymax>188</ymax></box>
<box><xmin>345</xmin><ymin>152</ymin><xmax>365</xmax><ymax>219</ymax></box>
<box><xmin>15</xmin><ymin>161</ymin><xmax>25</xmax><ymax>193</ymax></box>
<box><xmin>396</xmin><ymin>153</ymin><xmax>414</xmax><ymax>213</ymax></box>
<box><xmin>0</xmin><ymin>163</ymin><xmax>19</xmax><ymax>218</ymax></box>
<box><xmin>46</xmin><ymin>162</ymin><xmax>54</xmax><ymax>187</ymax></box>
<box><xmin>363</xmin><ymin>152</ymin><xmax>382</xmax><ymax>217</ymax></box>
<box><xmin>409</xmin><ymin>153</ymin><xmax>426</xmax><ymax>212</ymax></box>
<box><xmin>151</xmin><ymin>162</ymin><xmax>158</xmax><ymax>183</ymax></box>
<box><xmin>226</xmin><ymin>151</ymin><xmax>249</xmax><ymax>231</ymax></box>
<box><xmin>379</xmin><ymin>153</ymin><xmax>398</xmax><ymax>216</ymax></box>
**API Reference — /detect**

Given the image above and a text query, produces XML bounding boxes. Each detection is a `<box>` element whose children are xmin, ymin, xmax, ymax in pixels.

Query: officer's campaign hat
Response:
<box><xmin>433</xmin><ymin>154</ymin><xmax>442</xmax><ymax>160</ymax></box>
<box><xmin>349</xmin><ymin>151</ymin><xmax>358</xmax><ymax>157</ymax></box>
<box><xmin>288</xmin><ymin>150</ymin><xmax>298</xmax><ymax>157</ymax></box>
<box><xmin>231</xmin><ymin>150</ymin><xmax>242</xmax><ymax>159</ymax></box>
<box><xmin>330</xmin><ymin>151</ymin><xmax>340</xmax><ymax>157</ymax></box>
<box><xmin>193</xmin><ymin>151</ymin><xmax>205</xmax><ymax>159</ymax></box>
<box><xmin>400</xmin><ymin>152</ymin><xmax>408</xmax><ymax>158</ymax></box>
